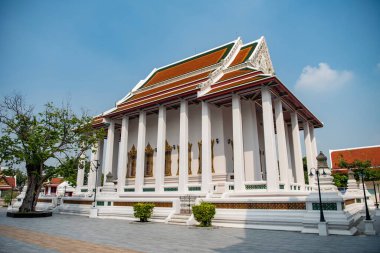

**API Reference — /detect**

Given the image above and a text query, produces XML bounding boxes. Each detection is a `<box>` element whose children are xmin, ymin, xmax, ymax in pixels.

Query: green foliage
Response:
<box><xmin>303</xmin><ymin>156</ymin><xmax>309</xmax><ymax>184</ymax></box>
<box><xmin>332</xmin><ymin>173</ymin><xmax>348</xmax><ymax>187</ymax></box>
<box><xmin>337</xmin><ymin>157</ymin><xmax>378</xmax><ymax>182</ymax></box>
<box><xmin>56</xmin><ymin>157</ymin><xmax>90</xmax><ymax>187</ymax></box>
<box><xmin>192</xmin><ymin>202</ymin><xmax>216</xmax><ymax>227</ymax></box>
<box><xmin>133</xmin><ymin>203</ymin><xmax>155</xmax><ymax>222</ymax></box>
<box><xmin>0</xmin><ymin>94</ymin><xmax>105</xmax><ymax>212</ymax></box>
<box><xmin>2</xmin><ymin>190</ymin><xmax>18</xmax><ymax>206</ymax></box>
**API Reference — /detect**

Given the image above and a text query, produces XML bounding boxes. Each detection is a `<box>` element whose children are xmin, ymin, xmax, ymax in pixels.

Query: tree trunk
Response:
<box><xmin>19</xmin><ymin>164</ymin><xmax>43</xmax><ymax>213</ymax></box>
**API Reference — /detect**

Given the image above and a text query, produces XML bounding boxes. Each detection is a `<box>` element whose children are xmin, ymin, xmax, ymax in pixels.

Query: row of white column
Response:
<box><xmin>82</xmin><ymin>86</ymin><xmax>318</xmax><ymax>193</ymax></box>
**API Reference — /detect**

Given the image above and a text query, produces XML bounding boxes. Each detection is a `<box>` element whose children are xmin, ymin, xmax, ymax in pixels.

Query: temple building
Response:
<box><xmin>85</xmin><ymin>36</ymin><xmax>322</xmax><ymax>195</ymax></box>
<box><xmin>62</xmin><ymin>36</ymin><xmax>370</xmax><ymax>235</ymax></box>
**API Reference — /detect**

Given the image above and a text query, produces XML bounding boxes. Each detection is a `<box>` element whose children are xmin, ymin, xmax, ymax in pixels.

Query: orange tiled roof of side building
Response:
<box><xmin>49</xmin><ymin>178</ymin><xmax>64</xmax><ymax>185</ymax></box>
<box><xmin>331</xmin><ymin>146</ymin><xmax>380</xmax><ymax>169</ymax></box>
<box><xmin>141</xmin><ymin>42</ymin><xmax>235</xmax><ymax>87</ymax></box>
<box><xmin>229</xmin><ymin>42</ymin><xmax>257</xmax><ymax>67</ymax></box>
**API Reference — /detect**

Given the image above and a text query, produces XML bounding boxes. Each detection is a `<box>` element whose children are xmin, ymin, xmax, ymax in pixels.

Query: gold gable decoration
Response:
<box><xmin>127</xmin><ymin>145</ymin><xmax>137</xmax><ymax>178</ymax></box>
<box><xmin>176</xmin><ymin>142</ymin><xmax>193</xmax><ymax>176</ymax></box>
<box><xmin>145</xmin><ymin>143</ymin><xmax>154</xmax><ymax>177</ymax></box>
<box><xmin>165</xmin><ymin>140</ymin><xmax>172</xmax><ymax>176</ymax></box>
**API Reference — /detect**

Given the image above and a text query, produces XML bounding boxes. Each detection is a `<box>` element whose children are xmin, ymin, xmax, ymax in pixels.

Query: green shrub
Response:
<box><xmin>192</xmin><ymin>202</ymin><xmax>216</xmax><ymax>227</ymax></box>
<box><xmin>2</xmin><ymin>190</ymin><xmax>18</xmax><ymax>206</ymax></box>
<box><xmin>133</xmin><ymin>203</ymin><xmax>155</xmax><ymax>222</ymax></box>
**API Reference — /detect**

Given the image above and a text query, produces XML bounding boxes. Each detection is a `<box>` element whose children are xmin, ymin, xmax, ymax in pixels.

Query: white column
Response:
<box><xmin>87</xmin><ymin>145</ymin><xmax>97</xmax><ymax>190</ymax></box>
<box><xmin>155</xmin><ymin>105</ymin><xmax>166</xmax><ymax>193</ymax></box>
<box><xmin>285</xmin><ymin>125</ymin><xmax>295</xmax><ymax>183</ymax></box>
<box><xmin>261</xmin><ymin>86</ymin><xmax>279</xmax><ymax>191</ymax></box>
<box><xmin>135</xmin><ymin>111</ymin><xmax>146</xmax><ymax>193</ymax></box>
<box><xmin>117</xmin><ymin>116</ymin><xmax>129</xmax><ymax>192</ymax></box>
<box><xmin>232</xmin><ymin>94</ymin><xmax>245</xmax><ymax>191</ymax></box>
<box><xmin>201</xmin><ymin>101</ymin><xmax>212</xmax><ymax>193</ymax></box>
<box><xmin>310</xmin><ymin>124</ymin><xmax>318</xmax><ymax>168</ymax></box>
<box><xmin>104</xmin><ymin>120</ymin><xmax>115</xmax><ymax>182</ymax></box>
<box><xmin>304</xmin><ymin>121</ymin><xmax>314</xmax><ymax>185</ymax></box>
<box><xmin>291</xmin><ymin>112</ymin><xmax>305</xmax><ymax>185</ymax></box>
<box><xmin>76</xmin><ymin>153</ymin><xmax>86</xmax><ymax>193</ymax></box>
<box><xmin>179</xmin><ymin>100</ymin><xmax>189</xmax><ymax>193</ymax></box>
<box><xmin>274</xmin><ymin>98</ymin><xmax>290</xmax><ymax>189</ymax></box>
<box><xmin>241</xmin><ymin>100</ymin><xmax>260</xmax><ymax>182</ymax></box>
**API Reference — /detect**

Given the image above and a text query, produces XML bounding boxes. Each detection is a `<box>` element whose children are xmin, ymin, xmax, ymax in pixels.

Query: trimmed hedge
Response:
<box><xmin>192</xmin><ymin>202</ymin><xmax>216</xmax><ymax>227</ymax></box>
<box><xmin>133</xmin><ymin>203</ymin><xmax>155</xmax><ymax>222</ymax></box>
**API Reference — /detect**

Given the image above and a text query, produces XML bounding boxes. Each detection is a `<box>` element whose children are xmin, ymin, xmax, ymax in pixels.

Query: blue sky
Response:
<box><xmin>1</xmin><ymin>0</ymin><xmax>379</xmax><ymax>157</ymax></box>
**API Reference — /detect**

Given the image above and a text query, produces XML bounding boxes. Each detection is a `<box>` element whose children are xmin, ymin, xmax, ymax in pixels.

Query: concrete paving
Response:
<box><xmin>0</xmin><ymin>207</ymin><xmax>379</xmax><ymax>253</ymax></box>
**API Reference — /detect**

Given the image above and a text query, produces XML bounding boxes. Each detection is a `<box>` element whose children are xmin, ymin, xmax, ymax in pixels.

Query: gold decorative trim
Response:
<box><xmin>64</xmin><ymin>200</ymin><xmax>92</xmax><ymax>205</ymax></box>
<box><xmin>188</xmin><ymin>142</ymin><xmax>192</xmax><ymax>175</ymax></box>
<box><xmin>344</xmin><ymin>199</ymin><xmax>355</xmax><ymax>206</ymax></box>
<box><xmin>113</xmin><ymin>202</ymin><xmax>173</xmax><ymax>208</ymax></box>
<box><xmin>197</xmin><ymin>141</ymin><xmax>202</xmax><ymax>174</ymax></box>
<box><xmin>37</xmin><ymin>199</ymin><xmax>52</xmax><ymax>203</ymax></box>
<box><xmin>145</xmin><ymin>143</ymin><xmax>154</xmax><ymax>177</ymax></box>
<box><xmin>213</xmin><ymin>202</ymin><xmax>306</xmax><ymax>210</ymax></box>
<box><xmin>165</xmin><ymin>140</ymin><xmax>172</xmax><ymax>176</ymax></box>
<box><xmin>127</xmin><ymin>144</ymin><xmax>137</xmax><ymax>178</ymax></box>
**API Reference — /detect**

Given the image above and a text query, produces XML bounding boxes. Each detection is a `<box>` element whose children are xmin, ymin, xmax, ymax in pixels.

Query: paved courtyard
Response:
<box><xmin>0</xmin><ymin>208</ymin><xmax>379</xmax><ymax>253</ymax></box>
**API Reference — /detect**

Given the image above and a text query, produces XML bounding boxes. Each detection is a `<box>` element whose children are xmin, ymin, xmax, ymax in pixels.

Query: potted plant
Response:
<box><xmin>192</xmin><ymin>202</ymin><xmax>216</xmax><ymax>227</ymax></box>
<box><xmin>133</xmin><ymin>203</ymin><xmax>155</xmax><ymax>222</ymax></box>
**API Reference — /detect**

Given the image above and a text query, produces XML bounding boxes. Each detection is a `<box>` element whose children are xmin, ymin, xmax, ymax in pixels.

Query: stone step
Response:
<box><xmin>171</xmin><ymin>214</ymin><xmax>191</xmax><ymax>220</ymax></box>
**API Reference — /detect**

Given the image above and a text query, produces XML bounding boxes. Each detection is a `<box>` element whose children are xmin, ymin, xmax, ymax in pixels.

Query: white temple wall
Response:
<box><xmin>257</xmin><ymin>111</ymin><xmax>266</xmax><ymax>180</ymax></box>
<box><xmin>241</xmin><ymin>100</ymin><xmax>255</xmax><ymax>181</ymax></box>
<box><xmin>210</xmin><ymin>104</ymin><xmax>227</xmax><ymax>174</ymax></box>
<box><xmin>145</xmin><ymin>113</ymin><xmax>158</xmax><ymax>178</ymax></box>
<box><xmin>101</xmin><ymin>139</ymin><xmax>106</xmax><ymax>175</ymax></box>
<box><xmin>222</xmin><ymin>106</ymin><xmax>233</xmax><ymax>174</ymax></box>
<box><xmin>112</xmin><ymin>129</ymin><xmax>120</xmax><ymax>178</ymax></box>
<box><xmin>166</xmin><ymin>108</ymin><xmax>180</xmax><ymax>176</ymax></box>
<box><xmin>188</xmin><ymin>103</ymin><xmax>202</xmax><ymax>176</ymax></box>
<box><xmin>126</xmin><ymin>117</ymin><xmax>138</xmax><ymax>177</ymax></box>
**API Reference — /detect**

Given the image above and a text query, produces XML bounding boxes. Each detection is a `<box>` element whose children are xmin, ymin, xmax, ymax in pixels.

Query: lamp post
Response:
<box><xmin>92</xmin><ymin>159</ymin><xmax>100</xmax><ymax>208</ymax></box>
<box><xmin>309</xmin><ymin>151</ymin><xmax>331</xmax><ymax>223</ymax></box>
<box><xmin>373</xmin><ymin>180</ymin><xmax>379</xmax><ymax>209</ymax></box>
<box><xmin>358</xmin><ymin>170</ymin><xmax>371</xmax><ymax>221</ymax></box>
<box><xmin>309</xmin><ymin>167</ymin><xmax>326</xmax><ymax>222</ymax></box>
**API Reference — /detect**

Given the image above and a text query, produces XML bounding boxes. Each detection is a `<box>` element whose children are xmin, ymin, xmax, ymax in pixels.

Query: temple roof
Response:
<box><xmin>330</xmin><ymin>145</ymin><xmax>380</xmax><ymax>170</ymax></box>
<box><xmin>0</xmin><ymin>176</ymin><xmax>15</xmax><ymax>190</ymax></box>
<box><xmin>94</xmin><ymin>36</ymin><xmax>322</xmax><ymax>128</ymax></box>
<box><xmin>141</xmin><ymin>41</ymin><xmax>235</xmax><ymax>88</ymax></box>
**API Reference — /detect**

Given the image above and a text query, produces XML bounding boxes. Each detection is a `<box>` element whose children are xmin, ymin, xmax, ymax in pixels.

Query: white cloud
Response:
<box><xmin>295</xmin><ymin>63</ymin><xmax>353</xmax><ymax>92</ymax></box>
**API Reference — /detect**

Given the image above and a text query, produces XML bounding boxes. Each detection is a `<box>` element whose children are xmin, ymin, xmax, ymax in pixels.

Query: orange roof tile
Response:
<box><xmin>207</xmin><ymin>75</ymin><xmax>267</xmax><ymax>95</ymax></box>
<box><xmin>126</xmin><ymin>72</ymin><xmax>210</xmax><ymax>103</ymax></box>
<box><xmin>331</xmin><ymin>146</ymin><xmax>380</xmax><ymax>169</ymax></box>
<box><xmin>218</xmin><ymin>68</ymin><xmax>257</xmax><ymax>82</ymax></box>
<box><xmin>229</xmin><ymin>42</ymin><xmax>257</xmax><ymax>67</ymax></box>
<box><xmin>113</xmin><ymin>83</ymin><xmax>199</xmax><ymax>115</ymax></box>
<box><xmin>142</xmin><ymin>42</ymin><xmax>234</xmax><ymax>87</ymax></box>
